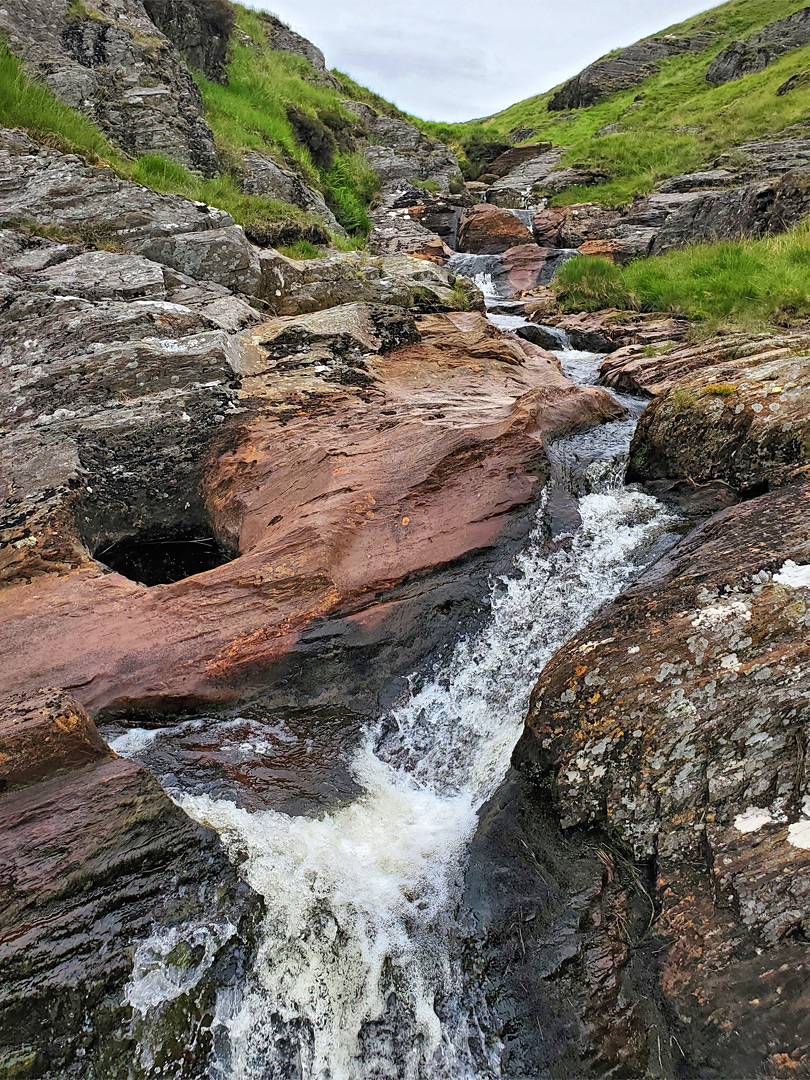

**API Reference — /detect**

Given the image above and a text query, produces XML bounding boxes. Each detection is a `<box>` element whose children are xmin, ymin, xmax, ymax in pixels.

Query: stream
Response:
<box><xmin>108</xmin><ymin>257</ymin><xmax>680</xmax><ymax>1080</ymax></box>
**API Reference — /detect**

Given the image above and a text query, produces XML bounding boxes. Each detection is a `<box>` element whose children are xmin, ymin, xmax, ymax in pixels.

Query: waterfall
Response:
<box><xmin>113</xmin><ymin>350</ymin><xmax>678</xmax><ymax>1080</ymax></box>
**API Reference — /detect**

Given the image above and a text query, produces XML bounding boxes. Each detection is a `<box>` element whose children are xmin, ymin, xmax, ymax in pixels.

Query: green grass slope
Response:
<box><xmin>0</xmin><ymin>2</ymin><xmax>410</xmax><ymax>247</ymax></box>
<box><xmin>424</xmin><ymin>0</ymin><xmax>810</xmax><ymax>208</ymax></box>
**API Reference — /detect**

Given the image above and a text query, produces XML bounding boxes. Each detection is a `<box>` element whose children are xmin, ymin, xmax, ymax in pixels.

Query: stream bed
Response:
<box><xmin>107</xmin><ymin>290</ymin><xmax>681</xmax><ymax>1079</ymax></box>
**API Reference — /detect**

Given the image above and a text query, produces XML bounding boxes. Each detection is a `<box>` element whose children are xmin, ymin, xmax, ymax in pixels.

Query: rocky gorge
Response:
<box><xmin>2</xmin><ymin>1</ymin><xmax>810</xmax><ymax>1078</ymax></box>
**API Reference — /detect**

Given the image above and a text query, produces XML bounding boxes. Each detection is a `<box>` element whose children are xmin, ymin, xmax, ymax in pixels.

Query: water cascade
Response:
<box><xmin>112</xmin><ymin>288</ymin><xmax>679</xmax><ymax>1077</ymax></box>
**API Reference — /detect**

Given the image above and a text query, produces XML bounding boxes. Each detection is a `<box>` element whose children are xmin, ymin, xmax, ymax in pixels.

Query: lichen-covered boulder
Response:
<box><xmin>517</xmin><ymin>480</ymin><xmax>810</xmax><ymax>1079</ymax></box>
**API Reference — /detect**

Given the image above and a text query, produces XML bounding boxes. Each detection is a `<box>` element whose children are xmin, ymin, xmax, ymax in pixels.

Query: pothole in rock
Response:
<box><xmin>94</xmin><ymin>529</ymin><xmax>235</xmax><ymax>586</ymax></box>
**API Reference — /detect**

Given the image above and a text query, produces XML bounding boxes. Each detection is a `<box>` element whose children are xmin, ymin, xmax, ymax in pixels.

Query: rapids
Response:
<box><xmin>110</xmin><ymin>279</ymin><xmax>680</xmax><ymax>1079</ymax></box>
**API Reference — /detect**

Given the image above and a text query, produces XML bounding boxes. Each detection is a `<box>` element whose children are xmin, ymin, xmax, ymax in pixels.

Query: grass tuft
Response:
<box><xmin>554</xmin><ymin>223</ymin><xmax>810</xmax><ymax>329</ymax></box>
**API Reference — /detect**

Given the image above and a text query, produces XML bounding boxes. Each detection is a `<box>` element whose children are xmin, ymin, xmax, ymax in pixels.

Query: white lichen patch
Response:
<box><xmin>734</xmin><ymin>806</ymin><xmax>774</xmax><ymax>834</ymax></box>
<box><xmin>773</xmin><ymin>561</ymin><xmax>810</xmax><ymax>589</ymax></box>
<box><xmin>691</xmin><ymin>600</ymin><xmax>751</xmax><ymax>631</ymax></box>
<box><xmin>787</xmin><ymin>819</ymin><xmax>810</xmax><ymax>849</ymax></box>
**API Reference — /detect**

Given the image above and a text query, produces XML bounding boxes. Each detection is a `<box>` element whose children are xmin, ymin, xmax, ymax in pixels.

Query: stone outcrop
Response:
<box><xmin>707</xmin><ymin>7</ymin><xmax>810</xmax><ymax>85</ymax></box>
<box><xmin>0</xmin><ymin>128</ymin><xmax>621</xmax><ymax>720</ymax></box>
<box><xmin>622</xmin><ymin>342</ymin><xmax>810</xmax><ymax>495</ymax></box>
<box><xmin>487</xmin><ymin>146</ymin><xmax>566</xmax><ymax>209</ymax></box>
<box><xmin>239</xmin><ymin>153</ymin><xmax>345</xmax><ymax>235</ymax></box>
<box><xmin>0</xmin><ymin>0</ymin><xmax>219</xmax><ymax>173</ymax></box>
<box><xmin>549</xmin><ymin>33</ymin><xmax>715</xmax><ymax>111</ymax></box>
<box><xmin>141</xmin><ymin>0</ymin><xmax>235</xmax><ymax>82</ymax></box>
<box><xmin>455</xmin><ymin>204</ymin><xmax>535</xmax><ymax>254</ymax></box>
<box><xmin>259</xmin><ymin>10</ymin><xmax>338</xmax><ymax>87</ymax></box>
<box><xmin>540</xmin><ymin>309</ymin><xmax>690</xmax><ymax>353</ymax></box>
<box><xmin>344</xmin><ymin>101</ymin><xmax>463</xmax><ymax>191</ymax></box>
<box><xmin>0</xmin><ymin>689</ymin><xmax>259</xmax><ymax>1078</ymax></box>
<box><xmin>517</xmin><ymin>479</ymin><xmax>810</xmax><ymax>1079</ymax></box>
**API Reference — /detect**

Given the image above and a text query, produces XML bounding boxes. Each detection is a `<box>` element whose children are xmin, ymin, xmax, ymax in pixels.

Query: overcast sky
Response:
<box><xmin>253</xmin><ymin>0</ymin><xmax>717</xmax><ymax>122</ymax></box>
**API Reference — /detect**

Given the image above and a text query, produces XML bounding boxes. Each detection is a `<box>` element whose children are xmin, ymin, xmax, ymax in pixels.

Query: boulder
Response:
<box><xmin>344</xmin><ymin>101</ymin><xmax>463</xmax><ymax>191</ymax></box>
<box><xmin>258</xmin><ymin>249</ymin><xmax>467</xmax><ymax>316</ymax></box>
<box><xmin>532</xmin><ymin>203</ymin><xmax>624</xmax><ymax>248</ymax></box>
<box><xmin>517</xmin><ymin>479</ymin><xmax>810</xmax><ymax>1079</ymax></box>
<box><xmin>626</xmin><ymin>346</ymin><xmax>810</xmax><ymax>494</ymax></box>
<box><xmin>135</xmin><ymin>224</ymin><xmax>263</xmax><ymax>296</ymax></box>
<box><xmin>0</xmin><ymin>689</ymin><xmax>259</xmax><ymax>1077</ymax></box>
<box><xmin>487</xmin><ymin>147</ymin><xmax>566</xmax><ymax>209</ymax></box>
<box><xmin>456</xmin><ymin>205</ymin><xmax>535</xmax><ymax>254</ymax></box>
<box><xmin>239</xmin><ymin>153</ymin><xmax>344</xmax><ymax>234</ymax></box>
<box><xmin>707</xmin><ymin>8</ymin><xmax>810</xmax><ymax>85</ymax></box>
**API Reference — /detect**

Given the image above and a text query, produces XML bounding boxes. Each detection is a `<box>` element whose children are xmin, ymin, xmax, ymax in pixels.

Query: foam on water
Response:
<box><xmin>169</xmin><ymin>450</ymin><xmax>677</xmax><ymax>1079</ymax></box>
<box><xmin>118</xmin><ymin>340</ymin><xmax>679</xmax><ymax>1078</ymax></box>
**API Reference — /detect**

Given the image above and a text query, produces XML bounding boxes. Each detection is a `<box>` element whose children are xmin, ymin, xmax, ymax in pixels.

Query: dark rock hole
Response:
<box><xmin>95</xmin><ymin>529</ymin><xmax>235</xmax><ymax>586</ymax></box>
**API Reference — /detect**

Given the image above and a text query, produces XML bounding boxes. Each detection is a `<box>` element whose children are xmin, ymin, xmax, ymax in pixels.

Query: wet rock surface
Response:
<box><xmin>517</xmin><ymin>480</ymin><xmax>810</xmax><ymax>1079</ymax></box>
<box><xmin>0</xmin><ymin>690</ymin><xmax>260</xmax><ymax>1079</ymax></box>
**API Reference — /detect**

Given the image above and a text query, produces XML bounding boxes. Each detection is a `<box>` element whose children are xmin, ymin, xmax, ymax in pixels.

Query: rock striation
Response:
<box><xmin>0</xmin><ymin>0</ymin><xmax>220</xmax><ymax>173</ymax></box>
<box><xmin>707</xmin><ymin>6</ymin><xmax>810</xmax><ymax>85</ymax></box>
<box><xmin>549</xmin><ymin>33</ymin><xmax>716</xmax><ymax>111</ymax></box>
<box><xmin>517</xmin><ymin>480</ymin><xmax>810</xmax><ymax>1078</ymax></box>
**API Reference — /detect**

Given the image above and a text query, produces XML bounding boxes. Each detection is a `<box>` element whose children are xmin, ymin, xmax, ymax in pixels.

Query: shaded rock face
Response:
<box><xmin>548</xmin><ymin>33</ymin><xmax>715</xmax><ymax>111</ymax></box>
<box><xmin>707</xmin><ymin>6</ymin><xmax>810</xmax><ymax>85</ymax></box>
<box><xmin>517</xmin><ymin>481</ymin><xmax>810</xmax><ymax>1079</ymax></box>
<box><xmin>141</xmin><ymin>0</ymin><xmax>235</xmax><ymax>82</ymax></box>
<box><xmin>0</xmin><ymin>0</ymin><xmax>219</xmax><ymax>173</ymax></box>
<box><xmin>459</xmin><ymin>772</ymin><xmax>655</xmax><ymax>1079</ymax></box>
<box><xmin>540</xmin><ymin>309</ymin><xmax>690</xmax><ymax>353</ymax></box>
<box><xmin>0</xmin><ymin>690</ymin><xmax>259</xmax><ymax>1078</ymax></box>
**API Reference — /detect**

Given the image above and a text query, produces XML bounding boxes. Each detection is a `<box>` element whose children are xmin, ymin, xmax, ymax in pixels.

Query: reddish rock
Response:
<box><xmin>456</xmin><ymin>204</ymin><xmax>535</xmax><ymax>254</ymax></box>
<box><xmin>0</xmin><ymin>690</ymin><xmax>259</xmax><ymax>1076</ymax></box>
<box><xmin>0</xmin><ymin>309</ymin><xmax>622</xmax><ymax>717</ymax></box>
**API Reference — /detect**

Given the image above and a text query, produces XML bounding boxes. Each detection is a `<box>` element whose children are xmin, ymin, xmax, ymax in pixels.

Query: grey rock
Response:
<box><xmin>259</xmin><ymin>249</ymin><xmax>462</xmax><ymax>316</ymax></box>
<box><xmin>343</xmin><ymin>100</ymin><xmax>463</xmax><ymax>191</ymax></box>
<box><xmin>240</xmin><ymin>153</ymin><xmax>344</xmax><ymax>234</ymax></box>
<box><xmin>707</xmin><ymin>7</ymin><xmax>810</xmax><ymax>85</ymax></box>
<box><xmin>0</xmin><ymin>0</ymin><xmax>219</xmax><ymax>173</ymax></box>
<box><xmin>135</xmin><ymin>224</ymin><xmax>263</xmax><ymax>296</ymax></box>
<box><xmin>36</xmin><ymin>250</ymin><xmax>168</xmax><ymax>301</ymax></box>
<box><xmin>488</xmin><ymin>147</ymin><xmax>565</xmax><ymax>208</ymax></box>
<box><xmin>0</xmin><ymin>128</ymin><xmax>232</xmax><ymax>242</ymax></box>
<box><xmin>549</xmin><ymin>33</ymin><xmax>716</xmax><ymax>110</ymax></box>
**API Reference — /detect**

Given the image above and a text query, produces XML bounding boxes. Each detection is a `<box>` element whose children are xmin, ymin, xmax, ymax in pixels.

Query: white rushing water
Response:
<box><xmin>115</xmin><ymin>346</ymin><xmax>679</xmax><ymax>1079</ymax></box>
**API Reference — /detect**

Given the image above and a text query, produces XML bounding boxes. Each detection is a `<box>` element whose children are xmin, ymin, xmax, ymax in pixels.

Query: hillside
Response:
<box><xmin>425</xmin><ymin>0</ymin><xmax>810</xmax><ymax>208</ymax></box>
<box><xmin>0</xmin><ymin>0</ymin><xmax>457</xmax><ymax>252</ymax></box>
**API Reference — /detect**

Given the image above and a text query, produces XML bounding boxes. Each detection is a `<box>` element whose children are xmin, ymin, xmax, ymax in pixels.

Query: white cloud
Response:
<box><xmin>250</xmin><ymin>0</ymin><xmax>717</xmax><ymax>121</ymax></box>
